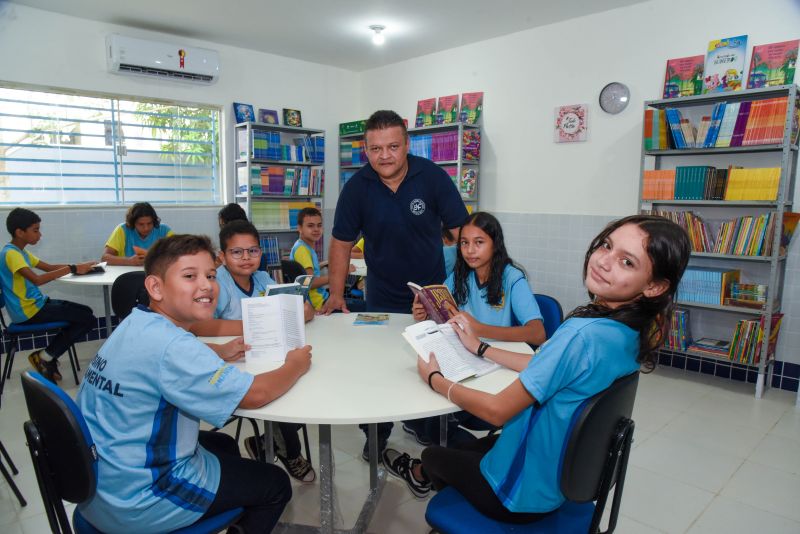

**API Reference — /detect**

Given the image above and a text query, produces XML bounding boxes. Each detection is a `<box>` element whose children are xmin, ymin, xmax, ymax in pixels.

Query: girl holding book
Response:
<box><xmin>385</xmin><ymin>215</ymin><xmax>690</xmax><ymax>522</ymax></box>
<box><xmin>412</xmin><ymin>211</ymin><xmax>545</xmax><ymax>345</ymax></box>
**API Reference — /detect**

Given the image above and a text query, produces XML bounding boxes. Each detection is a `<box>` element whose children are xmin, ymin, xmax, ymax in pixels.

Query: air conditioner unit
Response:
<box><xmin>106</xmin><ymin>34</ymin><xmax>220</xmax><ymax>84</ymax></box>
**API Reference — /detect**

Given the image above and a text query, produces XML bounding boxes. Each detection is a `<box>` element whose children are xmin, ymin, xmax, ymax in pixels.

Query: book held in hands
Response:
<box><xmin>407</xmin><ymin>281</ymin><xmax>458</xmax><ymax>324</ymax></box>
<box><xmin>402</xmin><ymin>320</ymin><xmax>499</xmax><ymax>383</ymax></box>
<box><xmin>241</xmin><ymin>294</ymin><xmax>306</xmax><ymax>362</ymax></box>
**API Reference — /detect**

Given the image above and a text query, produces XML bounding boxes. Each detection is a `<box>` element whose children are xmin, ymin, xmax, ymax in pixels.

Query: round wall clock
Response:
<box><xmin>599</xmin><ymin>82</ymin><xmax>630</xmax><ymax>114</ymax></box>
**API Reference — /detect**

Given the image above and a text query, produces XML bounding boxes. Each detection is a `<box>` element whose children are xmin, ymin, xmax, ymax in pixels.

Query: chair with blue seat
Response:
<box><xmin>0</xmin><ymin>291</ymin><xmax>80</xmax><ymax>406</ymax></box>
<box><xmin>425</xmin><ymin>372</ymin><xmax>639</xmax><ymax>534</ymax></box>
<box><xmin>533</xmin><ymin>293</ymin><xmax>564</xmax><ymax>341</ymax></box>
<box><xmin>20</xmin><ymin>370</ymin><xmax>243</xmax><ymax>534</ymax></box>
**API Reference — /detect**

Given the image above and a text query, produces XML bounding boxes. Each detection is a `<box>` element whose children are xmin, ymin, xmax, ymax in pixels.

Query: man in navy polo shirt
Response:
<box><xmin>323</xmin><ymin>110</ymin><xmax>468</xmax><ymax>315</ymax></box>
<box><xmin>322</xmin><ymin>110</ymin><xmax>467</xmax><ymax>461</ymax></box>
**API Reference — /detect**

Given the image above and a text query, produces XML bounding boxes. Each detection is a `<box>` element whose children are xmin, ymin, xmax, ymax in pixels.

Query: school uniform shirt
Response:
<box><xmin>445</xmin><ymin>265</ymin><xmax>542</xmax><ymax>327</ymax></box>
<box><xmin>290</xmin><ymin>239</ymin><xmax>328</xmax><ymax>310</ymax></box>
<box><xmin>105</xmin><ymin>223</ymin><xmax>173</xmax><ymax>257</ymax></box>
<box><xmin>0</xmin><ymin>244</ymin><xmax>47</xmax><ymax>323</ymax></box>
<box><xmin>332</xmin><ymin>154</ymin><xmax>468</xmax><ymax>312</ymax></box>
<box><xmin>442</xmin><ymin>245</ymin><xmax>457</xmax><ymax>277</ymax></box>
<box><xmin>76</xmin><ymin>307</ymin><xmax>253</xmax><ymax>533</ymax></box>
<box><xmin>214</xmin><ymin>265</ymin><xmax>276</xmax><ymax>320</ymax></box>
<box><xmin>480</xmin><ymin>317</ymin><xmax>640</xmax><ymax>513</ymax></box>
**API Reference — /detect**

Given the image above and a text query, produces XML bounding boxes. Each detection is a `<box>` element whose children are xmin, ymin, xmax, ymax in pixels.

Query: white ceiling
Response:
<box><xmin>9</xmin><ymin>0</ymin><xmax>648</xmax><ymax>71</ymax></box>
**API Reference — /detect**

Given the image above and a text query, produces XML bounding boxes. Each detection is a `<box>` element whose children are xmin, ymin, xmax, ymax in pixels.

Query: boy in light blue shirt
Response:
<box><xmin>77</xmin><ymin>234</ymin><xmax>312</xmax><ymax>533</ymax></box>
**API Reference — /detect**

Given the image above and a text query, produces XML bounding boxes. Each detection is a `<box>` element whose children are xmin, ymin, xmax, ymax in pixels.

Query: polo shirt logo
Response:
<box><xmin>410</xmin><ymin>198</ymin><xmax>426</xmax><ymax>215</ymax></box>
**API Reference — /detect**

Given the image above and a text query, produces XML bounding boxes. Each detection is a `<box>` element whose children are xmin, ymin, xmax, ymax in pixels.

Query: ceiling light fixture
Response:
<box><xmin>369</xmin><ymin>25</ymin><xmax>386</xmax><ymax>46</ymax></box>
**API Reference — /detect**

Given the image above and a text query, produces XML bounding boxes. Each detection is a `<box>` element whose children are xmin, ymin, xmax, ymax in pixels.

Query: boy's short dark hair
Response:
<box><xmin>126</xmin><ymin>202</ymin><xmax>161</xmax><ymax>229</ymax></box>
<box><xmin>218</xmin><ymin>203</ymin><xmax>248</xmax><ymax>226</ymax></box>
<box><xmin>219</xmin><ymin>220</ymin><xmax>260</xmax><ymax>252</ymax></box>
<box><xmin>365</xmin><ymin>110</ymin><xmax>407</xmax><ymax>137</ymax></box>
<box><xmin>297</xmin><ymin>207</ymin><xmax>322</xmax><ymax>227</ymax></box>
<box><xmin>6</xmin><ymin>208</ymin><xmax>41</xmax><ymax>236</ymax></box>
<box><xmin>144</xmin><ymin>234</ymin><xmax>215</xmax><ymax>278</ymax></box>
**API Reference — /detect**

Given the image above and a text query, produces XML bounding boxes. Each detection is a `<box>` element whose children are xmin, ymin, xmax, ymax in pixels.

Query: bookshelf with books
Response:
<box><xmin>407</xmin><ymin>122</ymin><xmax>481</xmax><ymax>209</ymax></box>
<box><xmin>639</xmin><ymin>84</ymin><xmax>799</xmax><ymax>398</ymax></box>
<box><xmin>235</xmin><ymin>121</ymin><xmax>325</xmax><ymax>271</ymax></box>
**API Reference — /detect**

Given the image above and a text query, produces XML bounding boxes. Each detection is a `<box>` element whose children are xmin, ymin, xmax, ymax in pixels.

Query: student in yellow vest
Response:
<box><xmin>102</xmin><ymin>202</ymin><xmax>173</xmax><ymax>266</ymax></box>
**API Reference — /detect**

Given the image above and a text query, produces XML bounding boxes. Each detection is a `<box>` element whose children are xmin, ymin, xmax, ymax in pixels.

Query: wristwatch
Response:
<box><xmin>477</xmin><ymin>341</ymin><xmax>490</xmax><ymax>358</ymax></box>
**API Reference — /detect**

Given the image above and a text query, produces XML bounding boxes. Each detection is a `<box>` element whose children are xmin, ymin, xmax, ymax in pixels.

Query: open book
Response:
<box><xmin>402</xmin><ymin>320</ymin><xmax>499</xmax><ymax>383</ymax></box>
<box><xmin>407</xmin><ymin>282</ymin><xmax>457</xmax><ymax>324</ymax></box>
<box><xmin>241</xmin><ymin>294</ymin><xmax>306</xmax><ymax>362</ymax></box>
<box><xmin>266</xmin><ymin>275</ymin><xmax>313</xmax><ymax>297</ymax></box>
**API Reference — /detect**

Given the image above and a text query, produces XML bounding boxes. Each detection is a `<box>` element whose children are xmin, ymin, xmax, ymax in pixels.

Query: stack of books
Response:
<box><xmin>728</xmin><ymin>314</ymin><xmax>783</xmax><ymax>364</ymax></box>
<box><xmin>688</xmin><ymin>338</ymin><xmax>731</xmax><ymax>359</ymax></box>
<box><xmin>664</xmin><ymin>308</ymin><xmax>691</xmax><ymax>351</ymax></box>
<box><xmin>724</xmin><ymin>282</ymin><xmax>768</xmax><ymax>309</ymax></box>
<box><xmin>677</xmin><ymin>267</ymin><xmax>739</xmax><ymax>305</ymax></box>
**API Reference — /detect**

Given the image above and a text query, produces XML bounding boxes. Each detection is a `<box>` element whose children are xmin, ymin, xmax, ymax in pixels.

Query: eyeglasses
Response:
<box><xmin>228</xmin><ymin>247</ymin><xmax>262</xmax><ymax>259</ymax></box>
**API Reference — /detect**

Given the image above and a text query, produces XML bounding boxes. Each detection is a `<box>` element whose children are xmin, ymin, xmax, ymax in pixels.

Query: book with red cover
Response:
<box><xmin>408</xmin><ymin>282</ymin><xmax>457</xmax><ymax>324</ymax></box>
<box><xmin>436</xmin><ymin>95</ymin><xmax>459</xmax><ymax>124</ymax></box>
<box><xmin>458</xmin><ymin>92</ymin><xmax>484</xmax><ymax>124</ymax></box>
<box><xmin>415</xmin><ymin>98</ymin><xmax>436</xmax><ymax>127</ymax></box>
<box><xmin>663</xmin><ymin>55</ymin><xmax>705</xmax><ymax>98</ymax></box>
<box><xmin>747</xmin><ymin>39</ymin><xmax>799</xmax><ymax>89</ymax></box>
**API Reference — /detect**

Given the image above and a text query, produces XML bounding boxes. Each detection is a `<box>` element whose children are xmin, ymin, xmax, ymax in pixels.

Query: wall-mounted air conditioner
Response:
<box><xmin>106</xmin><ymin>34</ymin><xmax>220</xmax><ymax>84</ymax></box>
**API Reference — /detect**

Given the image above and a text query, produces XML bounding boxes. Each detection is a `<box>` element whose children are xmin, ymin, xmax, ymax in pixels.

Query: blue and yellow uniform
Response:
<box><xmin>105</xmin><ymin>223</ymin><xmax>173</xmax><ymax>257</ymax></box>
<box><xmin>0</xmin><ymin>244</ymin><xmax>47</xmax><ymax>323</ymax></box>
<box><xmin>289</xmin><ymin>239</ymin><xmax>327</xmax><ymax>310</ymax></box>
<box><xmin>77</xmin><ymin>307</ymin><xmax>253</xmax><ymax>533</ymax></box>
<box><xmin>214</xmin><ymin>265</ymin><xmax>275</xmax><ymax>321</ymax></box>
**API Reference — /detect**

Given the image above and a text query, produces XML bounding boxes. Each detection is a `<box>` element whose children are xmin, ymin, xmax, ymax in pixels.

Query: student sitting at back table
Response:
<box><xmin>77</xmin><ymin>234</ymin><xmax>311</xmax><ymax>533</ymax></box>
<box><xmin>350</xmin><ymin>237</ymin><xmax>365</xmax><ymax>259</ymax></box>
<box><xmin>290</xmin><ymin>207</ymin><xmax>363</xmax><ymax>312</ymax></box>
<box><xmin>413</xmin><ymin>211</ymin><xmax>546</xmax><ymax>345</ymax></box>
<box><xmin>189</xmin><ymin>221</ymin><xmax>315</xmax><ymax>483</ymax></box>
<box><xmin>102</xmin><ymin>202</ymin><xmax>173</xmax><ymax>266</ymax></box>
<box><xmin>0</xmin><ymin>208</ymin><xmax>97</xmax><ymax>383</ymax></box>
<box><xmin>384</xmin><ymin>215</ymin><xmax>690</xmax><ymax>518</ymax></box>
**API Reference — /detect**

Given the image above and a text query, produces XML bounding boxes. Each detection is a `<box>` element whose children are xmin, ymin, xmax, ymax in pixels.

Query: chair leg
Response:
<box><xmin>0</xmin><ymin>440</ymin><xmax>27</xmax><ymax>507</ymax></box>
<box><xmin>300</xmin><ymin>423</ymin><xmax>313</xmax><ymax>467</ymax></box>
<box><xmin>246</xmin><ymin>418</ymin><xmax>263</xmax><ymax>461</ymax></box>
<box><xmin>0</xmin><ymin>341</ymin><xmax>16</xmax><ymax>396</ymax></box>
<box><xmin>234</xmin><ymin>417</ymin><xmax>243</xmax><ymax>443</ymax></box>
<box><xmin>67</xmin><ymin>344</ymin><xmax>79</xmax><ymax>386</ymax></box>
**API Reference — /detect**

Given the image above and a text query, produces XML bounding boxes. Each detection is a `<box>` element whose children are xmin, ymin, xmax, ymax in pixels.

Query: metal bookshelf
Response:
<box><xmin>639</xmin><ymin>84</ymin><xmax>799</xmax><ymax>399</ymax></box>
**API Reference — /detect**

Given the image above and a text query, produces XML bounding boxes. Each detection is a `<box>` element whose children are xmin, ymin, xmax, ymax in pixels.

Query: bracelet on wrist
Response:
<box><xmin>427</xmin><ymin>370</ymin><xmax>444</xmax><ymax>390</ymax></box>
<box><xmin>447</xmin><ymin>381</ymin><xmax>459</xmax><ymax>402</ymax></box>
<box><xmin>69</xmin><ymin>264</ymin><xmax>77</xmax><ymax>275</ymax></box>
<box><xmin>477</xmin><ymin>341</ymin><xmax>490</xmax><ymax>358</ymax></box>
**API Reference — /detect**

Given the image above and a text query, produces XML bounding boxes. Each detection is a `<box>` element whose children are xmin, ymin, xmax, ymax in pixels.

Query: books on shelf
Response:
<box><xmin>462</xmin><ymin>129</ymin><xmax>481</xmax><ymax>160</ymax></box>
<box><xmin>642</xmin><ymin>166</ymin><xmax>779</xmax><ymax>201</ymax></box>
<box><xmin>728</xmin><ymin>313</ymin><xmax>783</xmax><ymax>365</ymax></box>
<box><xmin>340</xmin><ymin>139</ymin><xmax>367</xmax><ymax>166</ymax></box>
<box><xmin>663</xmin><ymin>55</ymin><xmax>705</xmax><ymax>98</ymax></box>
<box><xmin>240</xmin><ymin>165</ymin><xmax>324</xmax><ymax>196</ymax></box>
<box><xmin>408</xmin><ymin>129</ymin><xmax>481</xmax><ymax>162</ymax></box>
<box><xmin>724</xmin><ymin>282</ymin><xmax>768</xmax><ymax>309</ymax></box>
<box><xmin>703</xmin><ymin>35</ymin><xmax>748</xmax><ymax>93</ymax></box>
<box><xmin>665</xmin><ymin>308</ymin><xmax>691</xmax><ymax>351</ymax></box>
<box><xmin>643</xmin><ymin>108</ymin><xmax>670</xmax><ymax>150</ymax></box>
<box><xmin>402</xmin><ymin>320</ymin><xmax>499</xmax><ymax>382</ymax></box>
<box><xmin>251</xmin><ymin>200</ymin><xmax>321</xmax><ymax>231</ymax></box>
<box><xmin>341</xmin><ymin>169</ymin><xmax>357</xmax><ymax>189</ymax></box>
<box><xmin>444</xmin><ymin>167</ymin><xmax>478</xmax><ymax>200</ymax></box>
<box><xmin>436</xmin><ymin>95</ymin><xmax>459</xmax><ymax>125</ymax></box>
<box><xmin>746</xmin><ymin>40</ymin><xmax>799</xmax><ymax>89</ymax></box>
<box><xmin>260</xmin><ymin>235</ymin><xmax>280</xmax><ymax>266</ymax></box>
<box><xmin>459</xmin><ymin>92</ymin><xmax>484</xmax><ymax>124</ymax></box>
<box><xmin>415</xmin><ymin>98</ymin><xmax>436</xmax><ymax>127</ymax></box>
<box><xmin>677</xmin><ymin>267</ymin><xmax>739</xmax><ymax>305</ymax></box>
<box><xmin>688</xmin><ymin>338</ymin><xmax>731</xmax><ymax>359</ymax></box>
<box><xmin>249</xmin><ymin>131</ymin><xmax>323</xmax><ymax>163</ymax></box>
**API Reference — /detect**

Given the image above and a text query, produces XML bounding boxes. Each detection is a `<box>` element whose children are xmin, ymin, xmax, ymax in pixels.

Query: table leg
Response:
<box><xmin>439</xmin><ymin>414</ymin><xmax>448</xmax><ymax>446</ymax></box>
<box><xmin>103</xmin><ymin>286</ymin><xmax>113</xmax><ymax>338</ymax></box>
<box><xmin>265</xmin><ymin>421</ymin><xmax>275</xmax><ymax>463</ymax></box>
<box><xmin>319</xmin><ymin>424</ymin><xmax>334</xmax><ymax>534</ymax></box>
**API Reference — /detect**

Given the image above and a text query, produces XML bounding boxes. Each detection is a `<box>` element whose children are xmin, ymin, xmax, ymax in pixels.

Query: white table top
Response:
<box><xmin>56</xmin><ymin>265</ymin><xmax>143</xmax><ymax>286</ymax></box>
<box><xmin>204</xmin><ymin>313</ymin><xmax>531</xmax><ymax>425</ymax></box>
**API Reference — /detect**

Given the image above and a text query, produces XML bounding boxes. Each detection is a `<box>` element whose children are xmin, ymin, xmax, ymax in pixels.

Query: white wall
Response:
<box><xmin>0</xmin><ymin>2</ymin><xmax>361</xmax><ymax>204</ymax></box>
<box><xmin>358</xmin><ymin>0</ymin><xmax>800</xmax><ymax>215</ymax></box>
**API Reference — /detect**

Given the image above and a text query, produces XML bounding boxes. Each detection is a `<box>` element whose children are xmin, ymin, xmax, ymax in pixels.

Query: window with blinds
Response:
<box><xmin>0</xmin><ymin>86</ymin><xmax>220</xmax><ymax>206</ymax></box>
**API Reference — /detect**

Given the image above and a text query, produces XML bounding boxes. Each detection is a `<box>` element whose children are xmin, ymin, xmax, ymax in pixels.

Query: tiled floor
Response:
<box><xmin>1</xmin><ymin>341</ymin><xmax>800</xmax><ymax>533</ymax></box>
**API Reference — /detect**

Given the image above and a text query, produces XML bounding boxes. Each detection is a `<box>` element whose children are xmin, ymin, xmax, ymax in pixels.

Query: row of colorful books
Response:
<box><xmin>642</xmin><ymin>166</ymin><xmax>780</xmax><ymax>201</ymax></box>
<box><xmin>237</xmin><ymin>166</ymin><xmax>324</xmax><ymax>196</ymax></box>
<box><xmin>665</xmin><ymin>309</ymin><xmax>691</xmax><ymax>351</ymax></box>
<box><xmin>444</xmin><ymin>167</ymin><xmax>478</xmax><ymax>200</ymax></box>
<box><xmin>408</xmin><ymin>130</ymin><xmax>482</xmax><ymax>162</ymax></box>
<box><xmin>643</xmin><ymin>109</ymin><xmax>670</xmax><ymax>150</ymax></box>
<box><xmin>728</xmin><ymin>314</ymin><xmax>783</xmax><ymax>365</ymax></box>
<box><xmin>725</xmin><ymin>282</ymin><xmax>768</xmax><ymax>309</ymax></box>
<box><xmin>339</xmin><ymin>140</ymin><xmax>368</xmax><ymax>166</ymax></box>
<box><xmin>250</xmin><ymin>200</ymin><xmax>320</xmax><ymax>231</ymax></box>
<box><xmin>259</xmin><ymin>235</ymin><xmax>281</xmax><ymax>266</ymax></box>
<box><xmin>415</xmin><ymin>92</ymin><xmax>484</xmax><ymax>127</ymax></box>
<box><xmin>677</xmin><ymin>267</ymin><xmax>740</xmax><ymax>306</ymax></box>
<box><xmin>341</xmin><ymin>169</ymin><xmax>357</xmax><ymax>190</ymax></box>
<box><xmin>243</xmin><ymin>130</ymin><xmax>324</xmax><ymax>163</ymax></box>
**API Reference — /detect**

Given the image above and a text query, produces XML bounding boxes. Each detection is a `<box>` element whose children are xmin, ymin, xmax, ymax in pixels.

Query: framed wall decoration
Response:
<box><xmin>233</xmin><ymin>102</ymin><xmax>255</xmax><ymax>123</ymax></box>
<box><xmin>258</xmin><ymin>108</ymin><xmax>279</xmax><ymax>124</ymax></box>
<box><xmin>283</xmin><ymin>108</ymin><xmax>302</xmax><ymax>127</ymax></box>
<box><xmin>554</xmin><ymin>104</ymin><xmax>588</xmax><ymax>143</ymax></box>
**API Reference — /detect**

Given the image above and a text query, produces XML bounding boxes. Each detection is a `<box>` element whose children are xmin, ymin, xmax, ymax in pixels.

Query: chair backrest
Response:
<box><xmin>534</xmin><ymin>293</ymin><xmax>564</xmax><ymax>340</ymax></box>
<box><xmin>559</xmin><ymin>372</ymin><xmax>639</xmax><ymax>503</ymax></box>
<box><xmin>280</xmin><ymin>259</ymin><xmax>307</xmax><ymax>284</ymax></box>
<box><xmin>21</xmin><ymin>371</ymin><xmax>97</xmax><ymax>504</ymax></box>
<box><xmin>111</xmin><ymin>271</ymin><xmax>149</xmax><ymax>321</ymax></box>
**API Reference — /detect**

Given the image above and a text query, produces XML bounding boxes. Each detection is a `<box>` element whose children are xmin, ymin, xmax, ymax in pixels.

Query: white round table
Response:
<box><xmin>56</xmin><ymin>266</ymin><xmax>143</xmax><ymax>337</ymax></box>
<box><xmin>204</xmin><ymin>312</ymin><xmax>532</xmax><ymax>533</ymax></box>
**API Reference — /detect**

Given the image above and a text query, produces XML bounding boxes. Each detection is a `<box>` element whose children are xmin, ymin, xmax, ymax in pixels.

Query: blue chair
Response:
<box><xmin>534</xmin><ymin>293</ymin><xmax>564</xmax><ymax>341</ymax></box>
<box><xmin>20</xmin><ymin>371</ymin><xmax>243</xmax><ymax>534</ymax></box>
<box><xmin>0</xmin><ymin>292</ymin><xmax>80</xmax><ymax>406</ymax></box>
<box><xmin>425</xmin><ymin>372</ymin><xmax>639</xmax><ymax>534</ymax></box>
